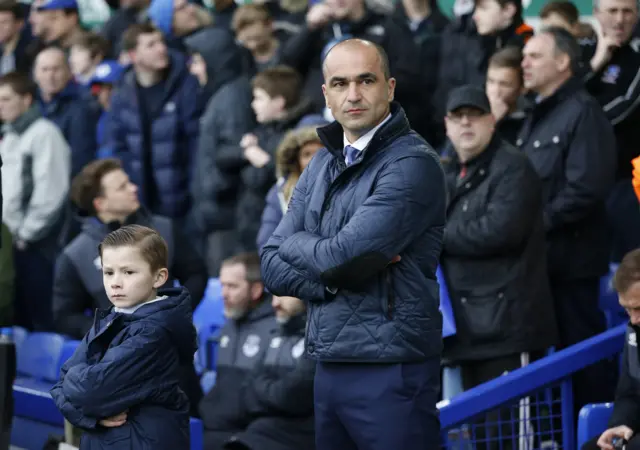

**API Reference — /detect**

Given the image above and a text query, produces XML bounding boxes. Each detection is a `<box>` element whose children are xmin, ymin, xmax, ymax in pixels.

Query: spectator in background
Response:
<box><xmin>236</xmin><ymin>66</ymin><xmax>312</xmax><ymax>252</ymax></box>
<box><xmin>0</xmin><ymin>71</ymin><xmax>70</xmax><ymax>331</ymax></box>
<box><xmin>232</xmin><ymin>5</ymin><xmax>285</xmax><ymax>72</ymax></box>
<box><xmin>206</xmin><ymin>0</ymin><xmax>237</xmax><ymax>30</ymax></box>
<box><xmin>69</xmin><ymin>31</ymin><xmax>110</xmax><ymax>86</ymax></box>
<box><xmin>188</xmin><ymin>29</ymin><xmax>255</xmax><ymax>276</ymax></box>
<box><xmin>25</xmin><ymin>0</ymin><xmax>46</xmax><ymax>62</ymax></box>
<box><xmin>0</xmin><ymin>0</ymin><xmax>32</xmax><ymax>75</ymax></box>
<box><xmin>199</xmin><ymin>253</ymin><xmax>277</xmax><ymax>448</ymax></box>
<box><xmin>519</xmin><ymin>27</ymin><xmax>617</xmax><ymax>415</ymax></box>
<box><xmin>485</xmin><ymin>46</ymin><xmax>526</xmax><ymax>145</ymax></box>
<box><xmin>99</xmin><ymin>0</ymin><xmax>150</xmax><ymax>57</ymax></box>
<box><xmin>581</xmin><ymin>0</ymin><xmax>640</xmax><ymax>263</ymax></box>
<box><xmin>0</xmin><ymin>224</ymin><xmax>14</xmax><ymax>328</ymax></box>
<box><xmin>89</xmin><ymin>60</ymin><xmax>124</xmax><ymax>159</ymax></box>
<box><xmin>440</xmin><ymin>86</ymin><xmax>556</xmax><ymax>449</ymax></box>
<box><xmin>34</xmin><ymin>46</ymin><xmax>101</xmax><ymax>177</ymax></box>
<box><xmin>582</xmin><ymin>249</ymin><xmax>640</xmax><ymax>450</ymax></box>
<box><xmin>51</xmin><ymin>158</ymin><xmax>205</xmax><ymax>414</ymax></box>
<box><xmin>540</xmin><ymin>1</ymin><xmax>596</xmax><ymax>41</ymax></box>
<box><xmin>147</xmin><ymin>0</ymin><xmax>213</xmax><ymax>51</ymax></box>
<box><xmin>36</xmin><ymin>0</ymin><xmax>83</xmax><ymax>51</ymax></box>
<box><xmin>109</xmin><ymin>23</ymin><xmax>200</xmax><ymax>220</ymax></box>
<box><xmin>435</xmin><ymin>0</ymin><xmax>533</xmax><ymax>126</ymax></box>
<box><xmin>257</xmin><ymin>126</ymin><xmax>323</xmax><ymax>250</ymax></box>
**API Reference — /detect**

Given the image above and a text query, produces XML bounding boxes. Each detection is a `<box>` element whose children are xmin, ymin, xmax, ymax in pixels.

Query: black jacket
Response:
<box><xmin>516</xmin><ymin>77</ymin><xmax>616</xmax><ymax>279</ymax></box>
<box><xmin>609</xmin><ymin>324</ymin><xmax>640</xmax><ymax>431</ymax></box>
<box><xmin>582</xmin><ymin>36</ymin><xmax>640</xmax><ymax>180</ymax></box>
<box><xmin>441</xmin><ymin>137</ymin><xmax>557</xmax><ymax>362</ymax></box>
<box><xmin>52</xmin><ymin>208</ymin><xmax>207</xmax><ymax>339</ymax></box>
<box><xmin>231</xmin><ymin>314</ymin><xmax>315</xmax><ymax>450</ymax></box>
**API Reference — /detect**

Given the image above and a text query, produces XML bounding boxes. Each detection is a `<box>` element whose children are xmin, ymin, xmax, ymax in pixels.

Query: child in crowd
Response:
<box><xmin>50</xmin><ymin>225</ymin><xmax>197</xmax><ymax>449</ymax></box>
<box><xmin>89</xmin><ymin>60</ymin><xmax>124</xmax><ymax>159</ymax></box>
<box><xmin>69</xmin><ymin>31</ymin><xmax>110</xmax><ymax>86</ymax></box>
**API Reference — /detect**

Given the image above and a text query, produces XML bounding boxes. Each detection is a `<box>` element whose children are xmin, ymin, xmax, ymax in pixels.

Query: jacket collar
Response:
<box><xmin>3</xmin><ymin>104</ymin><xmax>41</xmax><ymax>135</ymax></box>
<box><xmin>531</xmin><ymin>76</ymin><xmax>584</xmax><ymax>117</ymax></box>
<box><xmin>317</xmin><ymin>102</ymin><xmax>410</xmax><ymax>161</ymax></box>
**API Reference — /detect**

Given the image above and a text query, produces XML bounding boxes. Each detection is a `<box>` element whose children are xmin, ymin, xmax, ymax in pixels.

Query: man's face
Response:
<box><xmin>619</xmin><ymin>282</ymin><xmax>640</xmax><ymax>326</ymax></box>
<box><xmin>271</xmin><ymin>295</ymin><xmax>305</xmax><ymax>323</ymax></box>
<box><xmin>540</xmin><ymin>12</ymin><xmax>576</xmax><ymax>35</ymax></box>
<box><xmin>29</xmin><ymin>0</ymin><xmax>45</xmax><ymax>37</ymax></box>
<box><xmin>522</xmin><ymin>33</ymin><xmax>564</xmax><ymax>94</ymax></box>
<box><xmin>102</xmin><ymin>245</ymin><xmax>166</xmax><ymax>309</ymax></box>
<box><xmin>41</xmin><ymin>9</ymin><xmax>77</xmax><ymax>43</ymax></box>
<box><xmin>322</xmin><ymin>42</ymin><xmax>395</xmax><ymax>142</ymax></box>
<box><xmin>131</xmin><ymin>31</ymin><xmax>169</xmax><ymax>72</ymax></box>
<box><xmin>596</xmin><ymin>0</ymin><xmax>638</xmax><ymax>45</ymax></box>
<box><xmin>95</xmin><ymin>169</ymin><xmax>140</xmax><ymax>218</ymax></box>
<box><xmin>486</xmin><ymin>65</ymin><xmax>522</xmax><ymax>107</ymax></box>
<box><xmin>34</xmin><ymin>49</ymin><xmax>71</xmax><ymax>97</ymax></box>
<box><xmin>237</xmin><ymin>21</ymin><xmax>273</xmax><ymax>55</ymax></box>
<box><xmin>0</xmin><ymin>12</ymin><xmax>22</xmax><ymax>44</ymax></box>
<box><xmin>473</xmin><ymin>0</ymin><xmax>513</xmax><ymax>36</ymax></box>
<box><xmin>173</xmin><ymin>0</ymin><xmax>207</xmax><ymax>37</ymax></box>
<box><xmin>445</xmin><ymin>107</ymin><xmax>495</xmax><ymax>155</ymax></box>
<box><xmin>0</xmin><ymin>84</ymin><xmax>30</xmax><ymax>123</ymax></box>
<box><xmin>220</xmin><ymin>263</ymin><xmax>260</xmax><ymax>320</ymax></box>
<box><xmin>251</xmin><ymin>88</ymin><xmax>284</xmax><ymax>124</ymax></box>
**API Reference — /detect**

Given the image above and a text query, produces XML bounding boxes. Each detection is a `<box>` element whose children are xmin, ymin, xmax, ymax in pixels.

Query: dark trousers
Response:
<box><xmin>582</xmin><ymin>434</ymin><xmax>640</xmax><ymax>450</ymax></box>
<box><xmin>314</xmin><ymin>358</ymin><xmax>441</xmax><ymax>450</ymax></box>
<box><xmin>14</xmin><ymin>246</ymin><xmax>55</xmax><ymax>331</ymax></box>
<box><xmin>460</xmin><ymin>353</ymin><xmax>529</xmax><ymax>450</ymax></box>
<box><xmin>550</xmin><ymin>277</ymin><xmax>616</xmax><ymax>419</ymax></box>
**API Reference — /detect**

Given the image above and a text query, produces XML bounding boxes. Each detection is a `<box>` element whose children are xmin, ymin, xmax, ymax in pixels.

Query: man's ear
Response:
<box><xmin>250</xmin><ymin>281</ymin><xmax>264</xmax><ymax>301</ymax></box>
<box><xmin>503</xmin><ymin>2</ymin><xmax>517</xmax><ymax>22</ymax></box>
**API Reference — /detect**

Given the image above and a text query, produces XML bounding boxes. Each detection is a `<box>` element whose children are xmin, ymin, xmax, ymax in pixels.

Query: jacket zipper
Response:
<box><xmin>386</xmin><ymin>269</ymin><xmax>394</xmax><ymax>319</ymax></box>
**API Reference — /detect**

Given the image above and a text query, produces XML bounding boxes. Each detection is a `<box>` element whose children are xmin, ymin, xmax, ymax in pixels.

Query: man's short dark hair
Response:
<box><xmin>70</xmin><ymin>158</ymin><xmax>123</xmax><ymax>216</ymax></box>
<box><xmin>0</xmin><ymin>0</ymin><xmax>25</xmax><ymax>20</ymax></box>
<box><xmin>613</xmin><ymin>249</ymin><xmax>640</xmax><ymax>294</ymax></box>
<box><xmin>540</xmin><ymin>26</ymin><xmax>582</xmax><ymax>74</ymax></box>
<box><xmin>122</xmin><ymin>22</ymin><xmax>161</xmax><ymax>52</ymax></box>
<box><xmin>475</xmin><ymin>0</ymin><xmax>523</xmax><ymax>21</ymax></box>
<box><xmin>540</xmin><ymin>1</ymin><xmax>579</xmax><ymax>25</ymax></box>
<box><xmin>323</xmin><ymin>38</ymin><xmax>391</xmax><ymax>81</ymax></box>
<box><xmin>222</xmin><ymin>252</ymin><xmax>262</xmax><ymax>284</ymax></box>
<box><xmin>0</xmin><ymin>71</ymin><xmax>36</xmax><ymax>98</ymax></box>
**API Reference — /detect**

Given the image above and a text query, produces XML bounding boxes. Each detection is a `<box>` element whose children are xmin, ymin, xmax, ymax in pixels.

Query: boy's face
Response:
<box><xmin>69</xmin><ymin>45</ymin><xmax>94</xmax><ymax>78</ymax></box>
<box><xmin>251</xmin><ymin>87</ymin><xmax>285</xmax><ymax>123</ymax></box>
<box><xmin>473</xmin><ymin>0</ymin><xmax>514</xmax><ymax>36</ymax></box>
<box><xmin>486</xmin><ymin>65</ymin><xmax>522</xmax><ymax>107</ymax></box>
<box><xmin>237</xmin><ymin>21</ymin><xmax>273</xmax><ymax>55</ymax></box>
<box><xmin>101</xmin><ymin>245</ymin><xmax>168</xmax><ymax>309</ymax></box>
<box><xmin>0</xmin><ymin>84</ymin><xmax>30</xmax><ymax>123</ymax></box>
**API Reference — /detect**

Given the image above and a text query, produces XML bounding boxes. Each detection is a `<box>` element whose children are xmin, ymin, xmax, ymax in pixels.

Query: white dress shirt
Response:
<box><xmin>342</xmin><ymin>113</ymin><xmax>392</xmax><ymax>163</ymax></box>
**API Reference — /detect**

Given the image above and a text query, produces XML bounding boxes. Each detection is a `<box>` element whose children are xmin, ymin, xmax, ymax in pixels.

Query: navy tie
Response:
<box><xmin>344</xmin><ymin>145</ymin><xmax>360</xmax><ymax>166</ymax></box>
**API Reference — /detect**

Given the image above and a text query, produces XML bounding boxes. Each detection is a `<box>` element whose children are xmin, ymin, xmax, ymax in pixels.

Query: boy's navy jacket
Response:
<box><xmin>50</xmin><ymin>287</ymin><xmax>196</xmax><ymax>450</ymax></box>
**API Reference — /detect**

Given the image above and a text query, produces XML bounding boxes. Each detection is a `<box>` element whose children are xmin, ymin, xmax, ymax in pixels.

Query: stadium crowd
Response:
<box><xmin>0</xmin><ymin>0</ymin><xmax>639</xmax><ymax>446</ymax></box>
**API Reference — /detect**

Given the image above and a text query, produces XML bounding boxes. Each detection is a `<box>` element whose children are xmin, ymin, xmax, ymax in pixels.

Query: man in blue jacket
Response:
<box><xmin>260</xmin><ymin>38</ymin><xmax>446</xmax><ymax>450</ymax></box>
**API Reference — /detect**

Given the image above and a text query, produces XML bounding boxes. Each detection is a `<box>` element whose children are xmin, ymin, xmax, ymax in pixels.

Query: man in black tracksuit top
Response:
<box><xmin>581</xmin><ymin>0</ymin><xmax>640</xmax><ymax>261</ymax></box>
<box><xmin>583</xmin><ymin>249</ymin><xmax>640</xmax><ymax>450</ymax></box>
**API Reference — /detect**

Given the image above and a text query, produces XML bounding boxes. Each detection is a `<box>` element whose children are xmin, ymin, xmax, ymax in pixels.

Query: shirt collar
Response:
<box><xmin>114</xmin><ymin>295</ymin><xmax>167</xmax><ymax>314</ymax></box>
<box><xmin>343</xmin><ymin>113</ymin><xmax>392</xmax><ymax>152</ymax></box>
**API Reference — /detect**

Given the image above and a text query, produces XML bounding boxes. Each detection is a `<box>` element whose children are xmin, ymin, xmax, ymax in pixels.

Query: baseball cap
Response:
<box><xmin>38</xmin><ymin>0</ymin><xmax>78</xmax><ymax>10</ymax></box>
<box><xmin>446</xmin><ymin>85</ymin><xmax>491</xmax><ymax>114</ymax></box>
<box><xmin>89</xmin><ymin>61</ymin><xmax>124</xmax><ymax>85</ymax></box>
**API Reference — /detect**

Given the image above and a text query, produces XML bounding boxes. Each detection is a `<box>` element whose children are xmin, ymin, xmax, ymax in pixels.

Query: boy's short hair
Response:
<box><xmin>122</xmin><ymin>22</ymin><xmax>161</xmax><ymax>52</ymax></box>
<box><xmin>252</xmin><ymin>65</ymin><xmax>301</xmax><ymax>109</ymax></box>
<box><xmin>70</xmin><ymin>158</ymin><xmax>122</xmax><ymax>215</ymax></box>
<box><xmin>539</xmin><ymin>0</ymin><xmax>579</xmax><ymax>25</ymax></box>
<box><xmin>232</xmin><ymin>4</ymin><xmax>271</xmax><ymax>34</ymax></box>
<box><xmin>488</xmin><ymin>46</ymin><xmax>523</xmax><ymax>83</ymax></box>
<box><xmin>613</xmin><ymin>249</ymin><xmax>640</xmax><ymax>294</ymax></box>
<box><xmin>475</xmin><ymin>0</ymin><xmax>523</xmax><ymax>20</ymax></box>
<box><xmin>222</xmin><ymin>252</ymin><xmax>262</xmax><ymax>283</ymax></box>
<box><xmin>0</xmin><ymin>71</ymin><xmax>36</xmax><ymax>98</ymax></box>
<box><xmin>99</xmin><ymin>225</ymin><xmax>169</xmax><ymax>272</ymax></box>
<box><xmin>70</xmin><ymin>31</ymin><xmax>111</xmax><ymax>59</ymax></box>
<box><xmin>0</xmin><ymin>0</ymin><xmax>25</xmax><ymax>20</ymax></box>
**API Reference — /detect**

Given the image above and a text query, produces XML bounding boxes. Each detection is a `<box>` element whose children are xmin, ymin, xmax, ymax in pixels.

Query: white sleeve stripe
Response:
<box><xmin>602</xmin><ymin>66</ymin><xmax>640</xmax><ymax>126</ymax></box>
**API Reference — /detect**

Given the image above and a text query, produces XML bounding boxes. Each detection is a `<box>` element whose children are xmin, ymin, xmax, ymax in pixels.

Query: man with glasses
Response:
<box><xmin>441</xmin><ymin>85</ymin><xmax>555</xmax><ymax>449</ymax></box>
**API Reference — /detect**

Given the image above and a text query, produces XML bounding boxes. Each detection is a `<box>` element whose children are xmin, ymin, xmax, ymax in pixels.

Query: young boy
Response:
<box><xmin>50</xmin><ymin>225</ymin><xmax>197</xmax><ymax>449</ymax></box>
<box><xmin>69</xmin><ymin>31</ymin><xmax>110</xmax><ymax>86</ymax></box>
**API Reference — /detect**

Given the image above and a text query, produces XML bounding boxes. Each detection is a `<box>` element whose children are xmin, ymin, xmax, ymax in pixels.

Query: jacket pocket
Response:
<box><xmin>458</xmin><ymin>289</ymin><xmax>509</xmax><ymax>342</ymax></box>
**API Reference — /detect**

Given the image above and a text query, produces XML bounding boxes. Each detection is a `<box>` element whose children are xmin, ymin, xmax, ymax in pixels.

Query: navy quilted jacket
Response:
<box><xmin>260</xmin><ymin>104</ymin><xmax>446</xmax><ymax>362</ymax></box>
<box><xmin>108</xmin><ymin>52</ymin><xmax>201</xmax><ymax>218</ymax></box>
<box><xmin>50</xmin><ymin>288</ymin><xmax>195</xmax><ymax>449</ymax></box>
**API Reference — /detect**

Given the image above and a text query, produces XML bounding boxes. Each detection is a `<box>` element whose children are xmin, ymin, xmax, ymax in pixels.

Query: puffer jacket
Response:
<box><xmin>50</xmin><ymin>287</ymin><xmax>196</xmax><ymax>450</ymax></box>
<box><xmin>261</xmin><ymin>103</ymin><xmax>446</xmax><ymax>362</ymax></box>
<box><xmin>109</xmin><ymin>52</ymin><xmax>201</xmax><ymax>218</ymax></box>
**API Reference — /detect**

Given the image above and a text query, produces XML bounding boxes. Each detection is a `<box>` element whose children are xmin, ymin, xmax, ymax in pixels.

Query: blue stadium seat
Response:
<box><xmin>57</xmin><ymin>340</ymin><xmax>81</xmax><ymax>376</ymax></box>
<box><xmin>16</xmin><ymin>332</ymin><xmax>66</xmax><ymax>382</ymax></box>
<box><xmin>193</xmin><ymin>278</ymin><xmax>225</xmax><ymax>373</ymax></box>
<box><xmin>577</xmin><ymin>403</ymin><xmax>614</xmax><ymax>448</ymax></box>
<box><xmin>200</xmin><ymin>370</ymin><xmax>217</xmax><ymax>394</ymax></box>
<box><xmin>12</xmin><ymin>326</ymin><xmax>27</xmax><ymax>355</ymax></box>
